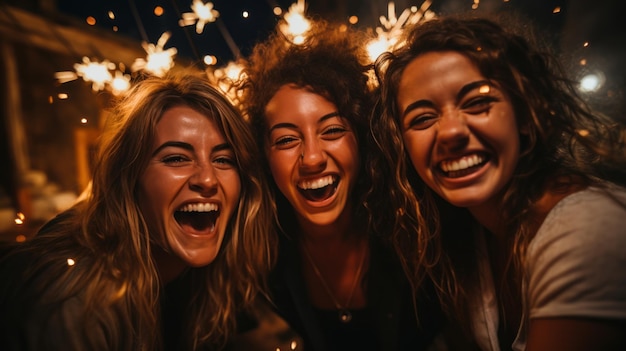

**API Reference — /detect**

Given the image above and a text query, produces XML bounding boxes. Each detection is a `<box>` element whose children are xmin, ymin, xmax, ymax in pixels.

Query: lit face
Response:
<box><xmin>264</xmin><ymin>84</ymin><xmax>359</xmax><ymax>227</ymax></box>
<box><xmin>138</xmin><ymin>105</ymin><xmax>241</xmax><ymax>267</ymax></box>
<box><xmin>397</xmin><ymin>51</ymin><xmax>520</xmax><ymax>210</ymax></box>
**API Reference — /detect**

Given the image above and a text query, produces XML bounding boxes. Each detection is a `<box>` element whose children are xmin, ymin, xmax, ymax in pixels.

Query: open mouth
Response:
<box><xmin>438</xmin><ymin>153</ymin><xmax>489</xmax><ymax>178</ymax></box>
<box><xmin>174</xmin><ymin>203</ymin><xmax>219</xmax><ymax>233</ymax></box>
<box><xmin>297</xmin><ymin>175</ymin><xmax>339</xmax><ymax>202</ymax></box>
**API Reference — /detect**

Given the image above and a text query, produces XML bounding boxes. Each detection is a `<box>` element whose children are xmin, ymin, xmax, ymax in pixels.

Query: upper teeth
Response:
<box><xmin>178</xmin><ymin>203</ymin><xmax>218</xmax><ymax>212</ymax></box>
<box><xmin>299</xmin><ymin>175</ymin><xmax>335</xmax><ymax>190</ymax></box>
<box><xmin>440</xmin><ymin>154</ymin><xmax>484</xmax><ymax>172</ymax></box>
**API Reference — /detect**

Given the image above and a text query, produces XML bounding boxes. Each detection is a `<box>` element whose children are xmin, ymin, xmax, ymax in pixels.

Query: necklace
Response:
<box><xmin>301</xmin><ymin>241</ymin><xmax>367</xmax><ymax>323</ymax></box>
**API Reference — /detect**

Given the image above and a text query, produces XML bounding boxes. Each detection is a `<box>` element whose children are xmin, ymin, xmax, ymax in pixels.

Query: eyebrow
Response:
<box><xmin>268</xmin><ymin>111</ymin><xmax>341</xmax><ymax>133</ymax></box>
<box><xmin>456</xmin><ymin>80</ymin><xmax>492</xmax><ymax>101</ymax></box>
<box><xmin>151</xmin><ymin>141</ymin><xmax>232</xmax><ymax>157</ymax></box>
<box><xmin>401</xmin><ymin>80</ymin><xmax>493</xmax><ymax>118</ymax></box>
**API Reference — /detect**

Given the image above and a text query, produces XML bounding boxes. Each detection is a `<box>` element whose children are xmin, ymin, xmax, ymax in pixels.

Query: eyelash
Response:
<box><xmin>214</xmin><ymin>156</ymin><xmax>236</xmax><ymax>166</ymax></box>
<box><xmin>463</xmin><ymin>96</ymin><xmax>496</xmax><ymax>112</ymax></box>
<box><xmin>161</xmin><ymin>155</ymin><xmax>189</xmax><ymax>164</ymax></box>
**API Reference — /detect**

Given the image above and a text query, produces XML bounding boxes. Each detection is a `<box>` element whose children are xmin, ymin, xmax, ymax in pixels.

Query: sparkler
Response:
<box><xmin>279</xmin><ymin>0</ymin><xmax>311</xmax><ymax>45</ymax></box>
<box><xmin>54</xmin><ymin>57</ymin><xmax>115</xmax><ymax>92</ymax></box>
<box><xmin>179</xmin><ymin>0</ymin><xmax>220</xmax><ymax>34</ymax></box>
<box><xmin>366</xmin><ymin>1</ymin><xmax>435</xmax><ymax>63</ymax></box>
<box><xmin>132</xmin><ymin>32</ymin><xmax>178</xmax><ymax>78</ymax></box>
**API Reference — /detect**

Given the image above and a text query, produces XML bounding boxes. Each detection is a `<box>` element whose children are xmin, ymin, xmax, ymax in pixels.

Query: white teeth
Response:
<box><xmin>178</xmin><ymin>203</ymin><xmax>218</xmax><ymax>212</ymax></box>
<box><xmin>440</xmin><ymin>154</ymin><xmax>484</xmax><ymax>172</ymax></box>
<box><xmin>298</xmin><ymin>175</ymin><xmax>335</xmax><ymax>190</ymax></box>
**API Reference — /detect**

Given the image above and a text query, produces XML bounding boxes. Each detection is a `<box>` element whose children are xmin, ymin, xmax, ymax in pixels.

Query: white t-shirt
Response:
<box><xmin>470</xmin><ymin>184</ymin><xmax>626</xmax><ymax>351</ymax></box>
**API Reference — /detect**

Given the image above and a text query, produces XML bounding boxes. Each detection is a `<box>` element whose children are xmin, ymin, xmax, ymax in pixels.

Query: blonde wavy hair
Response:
<box><xmin>8</xmin><ymin>70</ymin><xmax>276</xmax><ymax>350</ymax></box>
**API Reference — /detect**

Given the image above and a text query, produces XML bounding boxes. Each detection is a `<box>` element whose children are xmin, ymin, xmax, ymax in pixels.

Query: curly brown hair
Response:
<box><xmin>372</xmin><ymin>12</ymin><xmax>626</xmax><ymax>336</ymax></box>
<box><xmin>239</xmin><ymin>19</ymin><xmax>382</xmax><ymax>234</ymax></box>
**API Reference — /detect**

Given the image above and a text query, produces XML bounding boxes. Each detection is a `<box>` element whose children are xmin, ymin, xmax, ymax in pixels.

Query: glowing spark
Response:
<box><xmin>179</xmin><ymin>0</ymin><xmax>219</xmax><ymax>34</ymax></box>
<box><xmin>110</xmin><ymin>71</ymin><xmax>131</xmax><ymax>96</ymax></box>
<box><xmin>208</xmin><ymin>61</ymin><xmax>245</xmax><ymax>106</ymax></box>
<box><xmin>14</xmin><ymin>212</ymin><xmax>25</xmax><ymax>225</ymax></box>
<box><xmin>81</xmin><ymin>118</ymin><xmax>88</xmax><ymax>124</ymax></box>
<box><xmin>54</xmin><ymin>71</ymin><xmax>79</xmax><ymax>84</ymax></box>
<box><xmin>15</xmin><ymin>235</ymin><xmax>26</xmax><ymax>243</ymax></box>
<box><xmin>73</xmin><ymin>57</ymin><xmax>115</xmax><ymax>91</ymax></box>
<box><xmin>132</xmin><ymin>32</ymin><xmax>178</xmax><ymax>77</ymax></box>
<box><xmin>279</xmin><ymin>0</ymin><xmax>311</xmax><ymax>44</ymax></box>
<box><xmin>366</xmin><ymin>1</ymin><xmax>435</xmax><ymax>63</ymax></box>
<box><xmin>67</xmin><ymin>258</ymin><xmax>76</xmax><ymax>266</ymax></box>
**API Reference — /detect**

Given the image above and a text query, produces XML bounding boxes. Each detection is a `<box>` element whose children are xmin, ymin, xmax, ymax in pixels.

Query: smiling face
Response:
<box><xmin>264</xmin><ymin>84</ymin><xmax>359</xmax><ymax>228</ymax></box>
<box><xmin>138</xmin><ymin>105</ymin><xmax>241</xmax><ymax>268</ymax></box>
<box><xmin>397</xmin><ymin>51</ymin><xmax>520</xmax><ymax>211</ymax></box>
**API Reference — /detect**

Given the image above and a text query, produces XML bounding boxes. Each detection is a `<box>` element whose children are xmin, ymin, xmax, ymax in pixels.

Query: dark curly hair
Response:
<box><xmin>372</xmin><ymin>11</ymin><xmax>626</xmax><ymax>338</ymax></box>
<box><xmin>240</xmin><ymin>19</ymin><xmax>380</xmax><ymax>235</ymax></box>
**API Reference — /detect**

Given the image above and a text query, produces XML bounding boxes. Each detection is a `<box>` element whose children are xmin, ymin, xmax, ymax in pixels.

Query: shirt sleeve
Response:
<box><xmin>525</xmin><ymin>186</ymin><xmax>626</xmax><ymax>321</ymax></box>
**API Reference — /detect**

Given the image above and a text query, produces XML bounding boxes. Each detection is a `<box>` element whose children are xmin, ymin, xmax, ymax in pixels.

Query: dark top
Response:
<box><xmin>268</xmin><ymin>232</ymin><xmax>445</xmax><ymax>351</ymax></box>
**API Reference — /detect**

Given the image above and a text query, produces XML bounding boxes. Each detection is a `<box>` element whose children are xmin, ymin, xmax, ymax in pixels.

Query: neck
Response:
<box><xmin>469</xmin><ymin>198</ymin><xmax>507</xmax><ymax>238</ymax></box>
<box><xmin>152</xmin><ymin>245</ymin><xmax>187</xmax><ymax>285</ymax></box>
<box><xmin>297</xmin><ymin>204</ymin><xmax>356</xmax><ymax>241</ymax></box>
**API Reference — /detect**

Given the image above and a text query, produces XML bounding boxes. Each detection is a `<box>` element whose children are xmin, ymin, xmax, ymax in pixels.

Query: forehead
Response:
<box><xmin>154</xmin><ymin>106</ymin><xmax>224</xmax><ymax>141</ymax></box>
<box><xmin>396</xmin><ymin>51</ymin><xmax>484</xmax><ymax>106</ymax></box>
<box><xmin>264</xmin><ymin>85</ymin><xmax>339</xmax><ymax>124</ymax></box>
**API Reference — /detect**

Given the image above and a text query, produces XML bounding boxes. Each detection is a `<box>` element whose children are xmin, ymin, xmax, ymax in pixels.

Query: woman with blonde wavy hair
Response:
<box><xmin>0</xmin><ymin>71</ymin><xmax>276</xmax><ymax>350</ymax></box>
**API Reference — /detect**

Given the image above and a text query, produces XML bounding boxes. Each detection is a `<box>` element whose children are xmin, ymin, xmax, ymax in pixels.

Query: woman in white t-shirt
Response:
<box><xmin>372</xmin><ymin>13</ymin><xmax>626</xmax><ymax>351</ymax></box>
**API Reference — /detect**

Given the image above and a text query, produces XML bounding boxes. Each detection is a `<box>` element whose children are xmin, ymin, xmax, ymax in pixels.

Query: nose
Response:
<box><xmin>436</xmin><ymin>109</ymin><xmax>470</xmax><ymax>151</ymax></box>
<box><xmin>189</xmin><ymin>163</ymin><xmax>218</xmax><ymax>193</ymax></box>
<box><xmin>299</xmin><ymin>139</ymin><xmax>327</xmax><ymax>171</ymax></box>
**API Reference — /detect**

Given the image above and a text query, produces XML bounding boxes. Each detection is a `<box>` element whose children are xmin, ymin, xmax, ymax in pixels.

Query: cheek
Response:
<box><xmin>338</xmin><ymin>136</ymin><xmax>360</xmax><ymax>176</ymax></box>
<box><xmin>267</xmin><ymin>152</ymin><xmax>292</xmax><ymax>190</ymax></box>
<box><xmin>403</xmin><ymin>133</ymin><xmax>427</xmax><ymax>168</ymax></box>
<box><xmin>229</xmin><ymin>174</ymin><xmax>242</xmax><ymax>205</ymax></box>
<box><xmin>137</xmin><ymin>170</ymin><xmax>170</xmax><ymax>229</ymax></box>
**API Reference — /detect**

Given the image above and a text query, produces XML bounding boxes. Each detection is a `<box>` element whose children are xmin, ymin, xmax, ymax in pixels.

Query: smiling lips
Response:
<box><xmin>297</xmin><ymin>175</ymin><xmax>338</xmax><ymax>202</ymax></box>
<box><xmin>438</xmin><ymin>153</ymin><xmax>488</xmax><ymax>178</ymax></box>
<box><xmin>174</xmin><ymin>202</ymin><xmax>219</xmax><ymax>234</ymax></box>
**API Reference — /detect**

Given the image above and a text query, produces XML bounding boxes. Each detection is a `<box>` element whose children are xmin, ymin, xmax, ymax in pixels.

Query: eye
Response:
<box><xmin>321</xmin><ymin>125</ymin><xmax>349</xmax><ymax>140</ymax></box>
<box><xmin>406</xmin><ymin>112</ymin><xmax>438</xmax><ymax>131</ymax></box>
<box><xmin>161</xmin><ymin>154</ymin><xmax>191</xmax><ymax>165</ymax></box>
<box><xmin>272</xmin><ymin>135</ymin><xmax>300</xmax><ymax>149</ymax></box>
<box><xmin>463</xmin><ymin>96</ymin><xmax>497</xmax><ymax>114</ymax></box>
<box><xmin>213</xmin><ymin>154</ymin><xmax>237</xmax><ymax>169</ymax></box>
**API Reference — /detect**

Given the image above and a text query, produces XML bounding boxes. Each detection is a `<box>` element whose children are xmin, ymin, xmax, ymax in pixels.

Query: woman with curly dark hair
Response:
<box><xmin>0</xmin><ymin>71</ymin><xmax>276</xmax><ymax>351</ymax></box>
<box><xmin>373</xmin><ymin>13</ymin><xmax>626</xmax><ymax>351</ymax></box>
<box><xmin>239</xmin><ymin>19</ymin><xmax>444</xmax><ymax>351</ymax></box>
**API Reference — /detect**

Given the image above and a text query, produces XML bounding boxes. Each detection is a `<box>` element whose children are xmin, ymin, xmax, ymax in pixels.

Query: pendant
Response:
<box><xmin>338</xmin><ymin>309</ymin><xmax>352</xmax><ymax>323</ymax></box>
